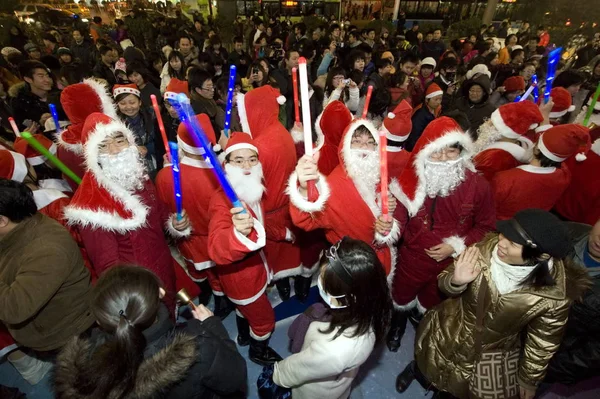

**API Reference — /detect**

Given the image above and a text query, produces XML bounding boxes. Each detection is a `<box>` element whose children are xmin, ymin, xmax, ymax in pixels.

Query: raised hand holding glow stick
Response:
<box><xmin>362</xmin><ymin>85</ymin><xmax>374</xmax><ymax>118</ymax></box>
<box><xmin>292</xmin><ymin>67</ymin><xmax>300</xmax><ymax>124</ymax></box>
<box><xmin>223</xmin><ymin>65</ymin><xmax>237</xmax><ymax>138</ymax></box>
<box><xmin>583</xmin><ymin>82</ymin><xmax>600</xmax><ymax>127</ymax></box>
<box><xmin>544</xmin><ymin>48</ymin><xmax>562</xmax><ymax>104</ymax></box>
<box><xmin>170</xmin><ymin>94</ymin><xmax>246</xmax><ymax>213</ymax></box>
<box><xmin>21</xmin><ymin>131</ymin><xmax>82</xmax><ymax>184</ymax></box>
<box><xmin>151</xmin><ymin>94</ymin><xmax>171</xmax><ymax>162</ymax></box>
<box><xmin>298</xmin><ymin>57</ymin><xmax>318</xmax><ymax>198</ymax></box>
<box><xmin>49</xmin><ymin>103</ymin><xmax>62</xmax><ymax>134</ymax></box>
<box><xmin>379</xmin><ymin>130</ymin><xmax>389</xmax><ymax>217</ymax></box>
<box><xmin>8</xmin><ymin>117</ymin><xmax>20</xmax><ymax>137</ymax></box>
<box><xmin>168</xmin><ymin>142</ymin><xmax>183</xmax><ymax>220</ymax></box>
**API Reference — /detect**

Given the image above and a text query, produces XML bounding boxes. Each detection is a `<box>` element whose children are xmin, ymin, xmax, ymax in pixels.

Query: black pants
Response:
<box><xmin>413</xmin><ymin>361</ymin><xmax>459</xmax><ymax>399</ymax></box>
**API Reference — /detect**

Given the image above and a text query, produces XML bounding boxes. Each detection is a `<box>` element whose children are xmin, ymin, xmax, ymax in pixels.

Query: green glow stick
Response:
<box><xmin>583</xmin><ymin>82</ymin><xmax>600</xmax><ymax>127</ymax></box>
<box><xmin>21</xmin><ymin>132</ymin><xmax>82</xmax><ymax>185</ymax></box>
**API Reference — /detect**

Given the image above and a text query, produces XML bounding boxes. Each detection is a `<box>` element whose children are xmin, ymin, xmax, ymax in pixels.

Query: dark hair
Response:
<box><xmin>520</xmin><ymin>246</ymin><xmax>556</xmax><ymax>288</ymax></box>
<box><xmin>295</xmin><ymin>22</ymin><xmax>307</xmax><ymax>36</ymax></box>
<box><xmin>188</xmin><ymin>67</ymin><xmax>212</xmax><ymax>96</ymax></box>
<box><xmin>505</xmin><ymin>34</ymin><xmax>518</xmax><ymax>44</ymax></box>
<box><xmin>233</xmin><ymin>36</ymin><xmax>243</xmax><ymax>44</ymax></box>
<box><xmin>442</xmin><ymin>110</ymin><xmax>471</xmax><ymax>132</ymax></box>
<box><xmin>319</xmin><ymin>237</ymin><xmax>392</xmax><ymax>344</ymax></box>
<box><xmin>93</xmin><ymin>16</ymin><xmax>102</xmax><ymax>24</ymax></box>
<box><xmin>348</xmin><ymin>30</ymin><xmax>360</xmax><ymax>40</ymax></box>
<box><xmin>59</xmin><ymin>63</ymin><xmax>86</xmax><ymax>86</ymax></box>
<box><xmin>0</xmin><ymin>179</ymin><xmax>37</xmax><ymax>222</ymax></box>
<box><xmin>438</xmin><ymin>56</ymin><xmax>458</xmax><ymax>71</ymax></box>
<box><xmin>367</xmin><ymin>28</ymin><xmax>376</xmax><ymax>35</ymax></box>
<box><xmin>167</xmin><ymin>51</ymin><xmax>186</xmax><ymax>80</ymax></box>
<box><xmin>42</xmin><ymin>33</ymin><xmax>57</xmax><ymax>44</ymax></box>
<box><xmin>324</xmin><ymin>67</ymin><xmax>346</xmax><ymax>96</ymax></box>
<box><xmin>346</xmin><ymin>50</ymin><xmax>366</xmax><ymax>71</ymax></box>
<box><xmin>246</xmin><ymin>61</ymin><xmax>269</xmax><ymax>87</ymax></box>
<box><xmin>126</xmin><ymin>61</ymin><xmax>150</xmax><ymax>83</ymax></box>
<box><xmin>401</xmin><ymin>53</ymin><xmax>420</xmax><ymax>65</ymax></box>
<box><xmin>98</xmin><ymin>45</ymin><xmax>114</xmax><ymax>56</ymax></box>
<box><xmin>511</xmin><ymin>48</ymin><xmax>524</xmax><ymax>59</ymax></box>
<box><xmin>178</xmin><ymin>34</ymin><xmax>192</xmax><ymax>45</ymax></box>
<box><xmin>426</xmin><ymin>30</ymin><xmax>434</xmax><ymax>36</ymax></box>
<box><xmin>533</xmin><ymin>146</ymin><xmax>561</xmax><ymax>168</ymax></box>
<box><xmin>18</xmin><ymin>60</ymin><xmax>48</xmax><ymax>80</ymax></box>
<box><xmin>553</xmin><ymin>69</ymin><xmax>585</xmax><ymax>89</ymax></box>
<box><xmin>390</xmin><ymin>70</ymin><xmax>407</xmax><ymax>88</ymax></box>
<box><xmin>349</xmin><ymin>69</ymin><xmax>364</xmax><ymax>86</ymax></box>
<box><xmin>356</xmin><ymin>43</ymin><xmax>372</xmax><ymax>55</ymax></box>
<box><xmin>76</xmin><ymin>265</ymin><xmax>162</xmax><ymax>398</ymax></box>
<box><xmin>376</xmin><ymin>58</ymin><xmax>392</xmax><ymax>70</ymax></box>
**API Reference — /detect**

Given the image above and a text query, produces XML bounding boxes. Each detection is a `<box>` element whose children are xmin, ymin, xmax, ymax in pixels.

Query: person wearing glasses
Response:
<box><xmin>396</xmin><ymin>209</ymin><xmax>590</xmax><ymax>399</ymax></box>
<box><xmin>189</xmin><ymin>67</ymin><xmax>225</xmax><ymax>138</ymax></box>
<box><xmin>208</xmin><ymin>132</ymin><xmax>282</xmax><ymax>367</ymax></box>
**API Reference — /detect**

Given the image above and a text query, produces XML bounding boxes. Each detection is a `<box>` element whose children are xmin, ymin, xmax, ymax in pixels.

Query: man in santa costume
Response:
<box><xmin>208</xmin><ymin>132</ymin><xmax>281</xmax><ymax>366</ymax></box>
<box><xmin>379</xmin><ymin>99</ymin><xmax>413</xmax><ymax>179</ymax></box>
<box><xmin>156</xmin><ymin>113</ymin><xmax>234</xmax><ymax>318</ymax></box>
<box><xmin>63</xmin><ymin>112</ymin><xmax>198</xmax><ymax>313</ymax></box>
<box><xmin>473</xmin><ymin>101</ymin><xmax>544</xmax><ymax>181</ymax></box>
<box><xmin>492</xmin><ymin>124</ymin><xmax>590</xmax><ymax>220</ymax></box>
<box><xmin>57</xmin><ymin>79</ymin><xmax>118</xmax><ymax>191</ymax></box>
<box><xmin>236</xmin><ymin>85</ymin><xmax>305</xmax><ymax>301</ymax></box>
<box><xmin>388</xmin><ymin>117</ymin><xmax>496</xmax><ymax>351</ymax></box>
<box><xmin>288</xmin><ymin>118</ymin><xmax>400</xmax><ymax>280</ymax></box>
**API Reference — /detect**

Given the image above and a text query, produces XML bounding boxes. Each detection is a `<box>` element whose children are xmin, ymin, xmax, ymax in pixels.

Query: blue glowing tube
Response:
<box><xmin>223</xmin><ymin>65</ymin><xmax>237</xmax><ymax>138</ymax></box>
<box><xmin>168</xmin><ymin>142</ymin><xmax>183</xmax><ymax>221</ymax></box>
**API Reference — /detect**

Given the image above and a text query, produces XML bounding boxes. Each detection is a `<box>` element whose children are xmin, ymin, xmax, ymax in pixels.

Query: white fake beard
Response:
<box><xmin>424</xmin><ymin>158</ymin><xmax>467</xmax><ymax>198</ymax></box>
<box><xmin>345</xmin><ymin>149</ymin><xmax>380</xmax><ymax>209</ymax></box>
<box><xmin>474</xmin><ymin>120</ymin><xmax>502</xmax><ymax>153</ymax></box>
<box><xmin>98</xmin><ymin>146</ymin><xmax>147</xmax><ymax>192</ymax></box>
<box><xmin>225</xmin><ymin>163</ymin><xmax>265</xmax><ymax>205</ymax></box>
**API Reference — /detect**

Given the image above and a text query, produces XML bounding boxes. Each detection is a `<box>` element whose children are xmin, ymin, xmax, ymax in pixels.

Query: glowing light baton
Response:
<box><xmin>8</xmin><ymin>117</ymin><xmax>20</xmax><ymax>137</ymax></box>
<box><xmin>170</xmin><ymin>94</ymin><xmax>245</xmax><ymax>213</ymax></box>
<box><xmin>21</xmin><ymin>131</ymin><xmax>81</xmax><ymax>184</ymax></box>
<box><xmin>223</xmin><ymin>65</ymin><xmax>237</xmax><ymax>138</ymax></box>
<box><xmin>518</xmin><ymin>84</ymin><xmax>536</xmax><ymax>102</ymax></box>
<box><xmin>544</xmin><ymin>48</ymin><xmax>562</xmax><ymax>104</ymax></box>
<box><xmin>292</xmin><ymin>67</ymin><xmax>300</xmax><ymax>124</ymax></box>
<box><xmin>298</xmin><ymin>57</ymin><xmax>318</xmax><ymax>198</ymax></box>
<box><xmin>379</xmin><ymin>130</ymin><xmax>389</xmax><ymax>217</ymax></box>
<box><xmin>362</xmin><ymin>85</ymin><xmax>374</xmax><ymax>118</ymax></box>
<box><xmin>49</xmin><ymin>103</ymin><xmax>62</xmax><ymax>134</ymax></box>
<box><xmin>532</xmin><ymin>74</ymin><xmax>539</xmax><ymax>103</ymax></box>
<box><xmin>168</xmin><ymin>142</ymin><xmax>183</xmax><ymax>221</ymax></box>
<box><xmin>151</xmin><ymin>94</ymin><xmax>171</xmax><ymax>162</ymax></box>
<box><xmin>583</xmin><ymin>82</ymin><xmax>600</xmax><ymax>127</ymax></box>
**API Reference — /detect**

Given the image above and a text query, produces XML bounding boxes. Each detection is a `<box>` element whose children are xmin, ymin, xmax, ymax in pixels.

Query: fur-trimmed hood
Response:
<box><xmin>337</xmin><ymin>118</ymin><xmax>380</xmax><ymax>169</ymax></box>
<box><xmin>53</xmin><ymin>333</ymin><xmax>197</xmax><ymax>399</ymax></box>
<box><xmin>236</xmin><ymin>85</ymin><xmax>285</xmax><ymax>138</ymax></box>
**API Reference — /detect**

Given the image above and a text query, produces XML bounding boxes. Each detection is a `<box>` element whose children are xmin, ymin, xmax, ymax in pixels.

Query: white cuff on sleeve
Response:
<box><xmin>165</xmin><ymin>214</ymin><xmax>192</xmax><ymax>238</ymax></box>
<box><xmin>286</xmin><ymin>171</ymin><xmax>331</xmax><ymax>213</ymax></box>
<box><xmin>443</xmin><ymin>235</ymin><xmax>467</xmax><ymax>258</ymax></box>
<box><xmin>233</xmin><ymin>217</ymin><xmax>266</xmax><ymax>251</ymax></box>
<box><xmin>374</xmin><ymin>218</ymin><xmax>401</xmax><ymax>246</ymax></box>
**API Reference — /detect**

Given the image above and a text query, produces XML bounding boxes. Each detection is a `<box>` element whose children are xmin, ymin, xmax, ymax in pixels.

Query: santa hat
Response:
<box><xmin>164</xmin><ymin>78</ymin><xmax>190</xmax><ymax>101</ymax></box>
<box><xmin>224</xmin><ymin>132</ymin><xmax>259</xmax><ymax>157</ymax></box>
<box><xmin>13</xmin><ymin>134</ymin><xmax>57</xmax><ymax>166</ymax></box>
<box><xmin>425</xmin><ymin>83</ymin><xmax>443</xmax><ymax>99</ymax></box>
<box><xmin>236</xmin><ymin>85</ymin><xmax>286</xmax><ymax>136</ymax></box>
<box><xmin>538</xmin><ymin>124</ymin><xmax>591</xmax><ymax>162</ymax></box>
<box><xmin>490</xmin><ymin>101</ymin><xmax>543</xmax><ymax>146</ymax></box>
<box><xmin>177</xmin><ymin>114</ymin><xmax>218</xmax><ymax>155</ymax></box>
<box><xmin>381</xmin><ymin>100</ymin><xmax>413</xmax><ymax>142</ymax></box>
<box><xmin>0</xmin><ymin>150</ymin><xmax>28</xmax><ymax>182</ymax></box>
<box><xmin>58</xmin><ymin>79</ymin><xmax>118</xmax><ymax>153</ymax></box>
<box><xmin>113</xmin><ymin>84</ymin><xmax>140</xmax><ymax>98</ymax></box>
<box><xmin>503</xmin><ymin>76</ymin><xmax>525</xmax><ymax>93</ymax></box>
<box><xmin>546</xmin><ymin>87</ymin><xmax>575</xmax><ymax>118</ymax></box>
<box><xmin>115</xmin><ymin>57</ymin><xmax>126</xmax><ymax>73</ymax></box>
<box><xmin>395</xmin><ymin>117</ymin><xmax>475</xmax><ymax>217</ymax></box>
<box><xmin>313</xmin><ymin>100</ymin><xmax>353</xmax><ymax>148</ymax></box>
<box><xmin>63</xmin><ymin>113</ymin><xmax>148</xmax><ymax>233</ymax></box>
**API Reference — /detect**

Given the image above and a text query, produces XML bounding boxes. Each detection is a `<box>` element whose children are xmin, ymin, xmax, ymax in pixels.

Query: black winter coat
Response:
<box><xmin>9</xmin><ymin>83</ymin><xmax>64</xmax><ymax>130</ymax></box>
<box><xmin>452</xmin><ymin>75</ymin><xmax>496</xmax><ymax>139</ymax></box>
<box><xmin>404</xmin><ymin>105</ymin><xmax>436</xmax><ymax>152</ymax></box>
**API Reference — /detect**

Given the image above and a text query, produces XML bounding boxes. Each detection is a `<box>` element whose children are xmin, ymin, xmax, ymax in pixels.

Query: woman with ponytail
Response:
<box><xmin>54</xmin><ymin>265</ymin><xmax>247</xmax><ymax>399</ymax></box>
<box><xmin>395</xmin><ymin>209</ymin><xmax>591</xmax><ymax>399</ymax></box>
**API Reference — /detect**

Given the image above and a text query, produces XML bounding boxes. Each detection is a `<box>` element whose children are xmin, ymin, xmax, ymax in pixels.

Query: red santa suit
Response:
<box><xmin>237</xmin><ymin>86</ymin><xmax>302</xmax><ymax>279</ymax></box>
<box><xmin>288</xmin><ymin>118</ymin><xmax>401</xmax><ymax>280</ymax></box>
<box><xmin>313</xmin><ymin>100</ymin><xmax>353</xmax><ymax>176</ymax></box>
<box><xmin>492</xmin><ymin>124</ymin><xmax>590</xmax><ymax>220</ymax></box>
<box><xmin>554</xmin><ymin>133</ymin><xmax>600</xmax><ymax>225</ymax></box>
<box><xmin>64</xmin><ymin>113</ymin><xmax>199</xmax><ymax>313</ymax></box>
<box><xmin>57</xmin><ymin>79</ymin><xmax>118</xmax><ymax>191</ymax></box>
<box><xmin>391</xmin><ymin>117</ymin><xmax>496</xmax><ymax>311</ymax></box>
<box><xmin>156</xmin><ymin>114</ymin><xmax>223</xmax><ymax>295</ymax></box>
<box><xmin>474</xmin><ymin>101</ymin><xmax>543</xmax><ymax>181</ymax></box>
<box><xmin>208</xmin><ymin>133</ymin><xmax>274</xmax><ymax>340</ymax></box>
<box><xmin>380</xmin><ymin>100</ymin><xmax>413</xmax><ymax>179</ymax></box>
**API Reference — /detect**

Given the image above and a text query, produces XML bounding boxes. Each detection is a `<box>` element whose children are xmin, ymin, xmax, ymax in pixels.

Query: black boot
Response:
<box><xmin>249</xmin><ymin>337</ymin><xmax>283</xmax><ymax>366</ymax></box>
<box><xmin>275</xmin><ymin>278</ymin><xmax>291</xmax><ymax>301</ymax></box>
<box><xmin>408</xmin><ymin>306</ymin><xmax>424</xmax><ymax>328</ymax></box>
<box><xmin>386</xmin><ymin>310</ymin><xmax>408</xmax><ymax>352</ymax></box>
<box><xmin>213</xmin><ymin>295</ymin><xmax>235</xmax><ymax>320</ymax></box>
<box><xmin>235</xmin><ymin>315</ymin><xmax>250</xmax><ymax>347</ymax></box>
<box><xmin>196</xmin><ymin>280</ymin><xmax>212</xmax><ymax>306</ymax></box>
<box><xmin>396</xmin><ymin>361</ymin><xmax>416</xmax><ymax>393</ymax></box>
<box><xmin>294</xmin><ymin>275</ymin><xmax>312</xmax><ymax>302</ymax></box>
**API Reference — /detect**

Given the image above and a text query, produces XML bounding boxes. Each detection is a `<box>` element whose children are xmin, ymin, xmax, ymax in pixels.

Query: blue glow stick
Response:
<box><xmin>531</xmin><ymin>74</ymin><xmax>539</xmax><ymax>103</ymax></box>
<box><xmin>171</xmin><ymin>94</ymin><xmax>246</xmax><ymax>213</ymax></box>
<box><xmin>49</xmin><ymin>103</ymin><xmax>61</xmax><ymax>134</ymax></box>
<box><xmin>544</xmin><ymin>48</ymin><xmax>562</xmax><ymax>104</ymax></box>
<box><xmin>223</xmin><ymin>65</ymin><xmax>236</xmax><ymax>138</ymax></box>
<box><xmin>168</xmin><ymin>142</ymin><xmax>183</xmax><ymax>221</ymax></box>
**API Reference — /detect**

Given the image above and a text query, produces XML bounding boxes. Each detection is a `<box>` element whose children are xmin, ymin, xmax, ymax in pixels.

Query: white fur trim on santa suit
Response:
<box><xmin>286</xmin><ymin>172</ymin><xmax>331</xmax><ymax>213</ymax></box>
<box><xmin>165</xmin><ymin>214</ymin><xmax>192</xmax><ymax>238</ymax></box>
<box><xmin>33</xmin><ymin>188</ymin><xmax>68</xmax><ymax>210</ymax></box>
<box><xmin>26</xmin><ymin>143</ymin><xmax>57</xmax><ymax>166</ymax></box>
<box><xmin>177</xmin><ymin>136</ymin><xmax>206</xmax><ymax>156</ymax></box>
<box><xmin>83</xmin><ymin>78</ymin><xmax>119</xmax><ymax>120</ymax></box>
<box><xmin>290</xmin><ymin>123</ymin><xmax>304</xmax><ymax>143</ymax></box>
<box><xmin>374</xmin><ymin>218</ymin><xmax>401</xmax><ymax>246</ymax></box>
<box><xmin>55</xmin><ymin>131</ymin><xmax>84</xmax><ymax>154</ymax></box>
<box><xmin>236</xmin><ymin>93</ymin><xmax>251</xmax><ymax>135</ymax></box>
<box><xmin>393</xmin><ymin>297</ymin><xmax>417</xmax><ymax>311</ymax></box>
<box><xmin>517</xmin><ymin>164</ymin><xmax>556</xmax><ymax>174</ymax></box>
<box><xmin>535</xmin><ymin>124</ymin><xmax>553</xmax><ymax>134</ymax></box>
<box><xmin>64</xmin><ymin>120</ymin><xmax>150</xmax><ymax>233</ymax></box>
<box><xmin>397</xmin><ymin>130</ymin><xmax>476</xmax><ymax>217</ymax></box>
<box><xmin>426</xmin><ymin>90</ymin><xmax>443</xmax><ymax>99</ymax></box>
<box><xmin>415</xmin><ymin>297</ymin><xmax>428</xmax><ymax>315</ymax></box>
<box><xmin>181</xmin><ymin>254</ymin><xmax>215</xmax><ymax>272</ymax></box>
<box><xmin>113</xmin><ymin>86</ymin><xmax>140</xmax><ymax>97</ymax></box>
<box><xmin>273</xmin><ymin>264</ymin><xmax>305</xmax><ymax>280</ymax></box>
<box><xmin>442</xmin><ymin>235</ymin><xmax>467</xmax><ymax>258</ymax></box>
<box><xmin>592</xmin><ymin>139</ymin><xmax>600</xmax><ymax>156</ymax></box>
<box><xmin>483</xmin><ymin>141</ymin><xmax>529</xmax><ymax>163</ymax></box>
<box><xmin>250</xmin><ymin>327</ymin><xmax>271</xmax><ymax>341</ymax></box>
<box><xmin>538</xmin><ymin>133</ymin><xmax>567</xmax><ymax>162</ymax></box>
<box><xmin>9</xmin><ymin>151</ymin><xmax>28</xmax><ymax>182</ymax></box>
<box><xmin>490</xmin><ymin>108</ymin><xmax>536</xmax><ymax>145</ymax></box>
<box><xmin>549</xmin><ymin>104</ymin><xmax>575</xmax><ymax>119</ymax></box>
<box><xmin>181</xmin><ymin>156</ymin><xmax>212</xmax><ymax>169</ymax></box>
<box><xmin>224</xmin><ymin>142</ymin><xmax>259</xmax><ymax>157</ymax></box>
<box><xmin>233</xmin><ymin>217</ymin><xmax>266</xmax><ymax>252</ymax></box>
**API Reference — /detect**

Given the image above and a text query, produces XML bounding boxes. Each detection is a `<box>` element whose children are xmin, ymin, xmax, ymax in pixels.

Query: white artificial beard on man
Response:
<box><xmin>474</xmin><ymin>120</ymin><xmax>502</xmax><ymax>153</ymax></box>
<box><xmin>345</xmin><ymin>148</ymin><xmax>380</xmax><ymax>206</ymax></box>
<box><xmin>225</xmin><ymin>162</ymin><xmax>265</xmax><ymax>205</ymax></box>
<box><xmin>424</xmin><ymin>158</ymin><xmax>467</xmax><ymax>198</ymax></box>
<box><xmin>98</xmin><ymin>146</ymin><xmax>147</xmax><ymax>192</ymax></box>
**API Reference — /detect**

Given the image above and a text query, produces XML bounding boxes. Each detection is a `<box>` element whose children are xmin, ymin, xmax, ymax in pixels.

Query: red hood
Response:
<box><xmin>237</xmin><ymin>85</ymin><xmax>285</xmax><ymax>138</ymax></box>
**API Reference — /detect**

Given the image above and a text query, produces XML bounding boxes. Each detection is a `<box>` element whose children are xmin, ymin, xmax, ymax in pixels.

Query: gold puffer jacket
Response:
<box><xmin>415</xmin><ymin>234</ymin><xmax>590</xmax><ymax>398</ymax></box>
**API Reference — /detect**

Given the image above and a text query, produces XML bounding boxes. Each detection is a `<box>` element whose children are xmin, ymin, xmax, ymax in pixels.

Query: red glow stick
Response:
<box><xmin>151</xmin><ymin>94</ymin><xmax>171</xmax><ymax>162</ymax></box>
<box><xmin>292</xmin><ymin>67</ymin><xmax>300</xmax><ymax>124</ymax></box>
<box><xmin>362</xmin><ymin>85</ymin><xmax>374</xmax><ymax>119</ymax></box>
<box><xmin>8</xmin><ymin>117</ymin><xmax>20</xmax><ymax>137</ymax></box>
<box><xmin>379</xmin><ymin>130</ymin><xmax>389</xmax><ymax>217</ymax></box>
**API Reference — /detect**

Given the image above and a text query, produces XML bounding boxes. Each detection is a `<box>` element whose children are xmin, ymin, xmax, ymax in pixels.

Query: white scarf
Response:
<box><xmin>490</xmin><ymin>244</ymin><xmax>553</xmax><ymax>295</ymax></box>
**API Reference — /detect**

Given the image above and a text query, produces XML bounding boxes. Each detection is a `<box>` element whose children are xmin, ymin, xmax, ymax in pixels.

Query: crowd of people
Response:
<box><xmin>0</xmin><ymin>9</ymin><xmax>600</xmax><ymax>399</ymax></box>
